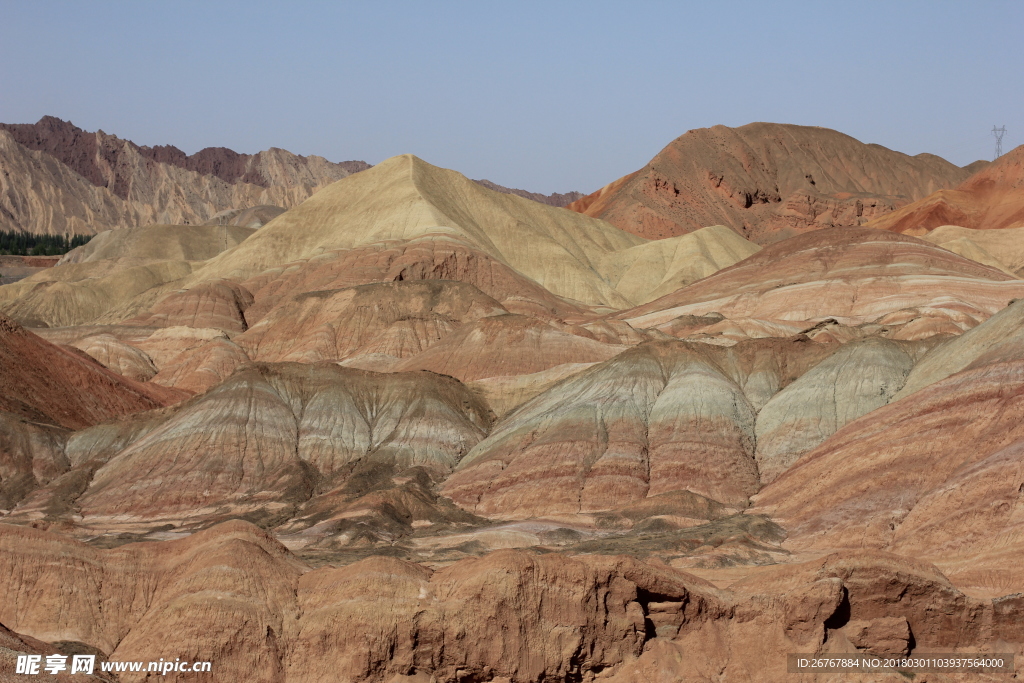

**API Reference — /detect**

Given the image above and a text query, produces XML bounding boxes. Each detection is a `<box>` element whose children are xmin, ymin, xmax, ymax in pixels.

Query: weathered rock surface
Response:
<box><xmin>4</xmin><ymin>128</ymin><xmax>1024</xmax><ymax>682</ymax></box>
<box><xmin>237</xmin><ymin>280</ymin><xmax>507</xmax><ymax>365</ymax></box>
<box><xmin>894</xmin><ymin>297</ymin><xmax>1024</xmax><ymax>400</ymax></box>
<box><xmin>0</xmin><ymin>155</ymin><xmax>760</xmax><ymax>333</ymax></box>
<box><xmin>392</xmin><ymin>314</ymin><xmax>625</xmax><ymax>381</ymax></box>
<box><xmin>0</xmin><ymin>521</ymin><xmax>1019</xmax><ymax>683</ymax></box>
<box><xmin>238</xmin><ymin>237</ymin><xmax>595</xmax><ymax>325</ymax></box>
<box><xmin>45</xmin><ymin>363</ymin><xmax>491</xmax><ymax>529</ymax></box>
<box><xmin>0</xmin><ymin>315</ymin><xmax>184</xmax><ymax>513</ymax></box>
<box><xmin>119</xmin><ymin>326</ymin><xmax>253</xmax><ymax>394</ymax></box>
<box><xmin>126</xmin><ymin>279</ymin><xmax>254</xmax><ymax>333</ymax></box>
<box><xmin>0</xmin><ymin>258</ymin><xmax>196</xmax><ymax>328</ymax></box>
<box><xmin>567</xmin><ymin>122</ymin><xmax>970</xmax><ymax>244</ymax></box>
<box><xmin>69</xmin><ymin>334</ymin><xmax>158</xmax><ymax>382</ymax></box>
<box><xmin>0</xmin><ymin>225</ymin><xmax>255</xmax><ymax>328</ymax></box>
<box><xmin>185</xmin><ymin>154</ymin><xmax>757</xmax><ymax>309</ymax></box>
<box><xmin>754</xmin><ymin>337</ymin><xmax>917</xmax><ymax>483</ymax></box>
<box><xmin>921</xmin><ymin>224</ymin><xmax>1024</xmax><ymax>275</ymax></box>
<box><xmin>753</xmin><ymin>320</ymin><xmax>1024</xmax><ymax>595</ymax></box>
<box><xmin>467</xmin><ymin>362</ymin><xmax>601</xmax><ymax>417</ymax></box>
<box><xmin>596</xmin><ymin>224</ymin><xmax>761</xmax><ymax>304</ymax></box>
<box><xmin>443</xmin><ymin>342</ymin><xmax>761</xmax><ymax>516</ymax></box>
<box><xmin>56</xmin><ymin>223</ymin><xmax>255</xmax><ymax>267</ymax></box>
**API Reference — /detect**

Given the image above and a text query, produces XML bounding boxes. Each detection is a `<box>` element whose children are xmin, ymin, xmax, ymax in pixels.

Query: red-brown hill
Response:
<box><xmin>567</xmin><ymin>122</ymin><xmax>970</xmax><ymax>244</ymax></box>
<box><xmin>867</xmin><ymin>143</ymin><xmax>1024</xmax><ymax>234</ymax></box>
<box><xmin>0</xmin><ymin>314</ymin><xmax>182</xmax><ymax>430</ymax></box>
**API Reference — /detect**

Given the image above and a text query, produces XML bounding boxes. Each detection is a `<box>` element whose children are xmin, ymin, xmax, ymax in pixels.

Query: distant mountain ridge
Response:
<box><xmin>471</xmin><ymin>178</ymin><xmax>584</xmax><ymax>208</ymax></box>
<box><xmin>0</xmin><ymin>116</ymin><xmax>371</xmax><ymax>198</ymax></box>
<box><xmin>0</xmin><ymin>117</ymin><xmax>585</xmax><ymax>234</ymax></box>
<box><xmin>0</xmin><ymin>117</ymin><xmax>373</xmax><ymax>235</ymax></box>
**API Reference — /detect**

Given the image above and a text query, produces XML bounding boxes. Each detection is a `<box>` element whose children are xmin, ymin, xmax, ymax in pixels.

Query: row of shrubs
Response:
<box><xmin>0</xmin><ymin>231</ymin><xmax>93</xmax><ymax>256</ymax></box>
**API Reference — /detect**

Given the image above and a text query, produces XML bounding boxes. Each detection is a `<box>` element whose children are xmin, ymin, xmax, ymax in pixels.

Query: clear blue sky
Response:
<box><xmin>1</xmin><ymin>1</ymin><xmax>1021</xmax><ymax>193</ymax></box>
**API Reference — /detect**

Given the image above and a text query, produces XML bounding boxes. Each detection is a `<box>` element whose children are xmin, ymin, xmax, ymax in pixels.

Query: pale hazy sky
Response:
<box><xmin>1</xmin><ymin>1</ymin><xmax>1021</xmax><ymax>193</ymax></box>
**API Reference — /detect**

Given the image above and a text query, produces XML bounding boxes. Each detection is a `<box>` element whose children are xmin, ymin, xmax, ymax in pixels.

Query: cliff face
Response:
<box><xmin>0</xmin><ymin>116</ymin><xmax>370</xmax><ymax>197</ymax></box>
<box><xmin>567</xmin><ymin>122</ymin><xmax>972</xmax><ymax>244</ymax></box>
<box><xmin>0</xmin><ymin>521</ymin><xmax>1020</xmax><ymax>683</ymax></box>
<box><xmin>0</xmin><ymin>117</ymin><xmax>370</xmax><ymax>235</ymax></box>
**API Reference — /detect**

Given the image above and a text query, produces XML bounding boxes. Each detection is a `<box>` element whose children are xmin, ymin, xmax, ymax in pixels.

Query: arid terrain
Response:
<box><xmin>1</xmin><ymin>119</ymin><xmax>1023</xmax><ymax>682</ymax></box>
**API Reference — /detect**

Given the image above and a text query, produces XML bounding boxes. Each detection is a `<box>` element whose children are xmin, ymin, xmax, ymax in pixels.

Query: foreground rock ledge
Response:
<box><xmin>0</xmin><ymin>521</ymin><xmax>1020</xmax><ymax>683</ymax></box>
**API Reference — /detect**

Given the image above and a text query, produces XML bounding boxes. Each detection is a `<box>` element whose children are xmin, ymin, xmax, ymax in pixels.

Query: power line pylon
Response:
<box><xmin>992</xmin><ymin>125</ymin><xmax>1007</xmax><ymax>159</ymax></box>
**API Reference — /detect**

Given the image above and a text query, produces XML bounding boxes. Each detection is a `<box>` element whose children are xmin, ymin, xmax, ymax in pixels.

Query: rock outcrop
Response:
<box><xmin>753</xmin><ymin>337</ymin><xmax>917</xmax><ymax>483</ymax></box>
<box><xmin>567</xmin><ymin>122</ymin><xmax>970</xmax><ymax>244</ymax></box>
<box><xmin>392</xmin><ymin>314</ymin><xmax>626</xmax><ymax>381</ymax></box>
<box><xmin>0</xmin><ymin>521</ymin><xmax>1019</xmax><ymax>683</ymax></box>
<box><xmin>0</xmin><ymin>314</ymin><xmax>180</xmax><ymax>430</ymax></box>
<box><xmin>237</xmin><ymin>280</ymin><xmax>508</xmax><ymax>365</ymax></box>
<box><xmin>0</xmin><ymin>225</ymin><xmax>254</xmax><ymax>328</ymax></box>
<box><xmin>3</xmin><ymin>133</ymin><xmax>1024</xmax><ymax>682</ymax></box>
<box><xmin>753</xmin><ymin>308</ymin><xmax>1024</xmax><ymax>595</ymax></box>
<box><xmin>0</xmin><ymin>156</ymin><xmax>760</xmax><ymax>329</ymax></box>
<box><xmin>183</xmin><ymin>154</ymin><xmax>758</xmax><ymax>310</ymax></box>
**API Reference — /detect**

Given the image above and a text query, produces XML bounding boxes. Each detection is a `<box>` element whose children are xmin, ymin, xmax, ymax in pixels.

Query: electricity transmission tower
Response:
<box><xmin>992</xmin><ymin>125</ymin><xmax>1007</xmax><ymax>159</ymax></box>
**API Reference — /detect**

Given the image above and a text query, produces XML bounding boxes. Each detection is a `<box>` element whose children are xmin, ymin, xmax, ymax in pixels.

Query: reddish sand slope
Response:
<box><xmin>868</xmin><ymin>143</ymin><xmax>1024</xmax><ymax>234</ymax></box>
<box><xmin>0</xmin><ymin>314</ymin><xmax>181</xmax><ymax>430</ymax></box>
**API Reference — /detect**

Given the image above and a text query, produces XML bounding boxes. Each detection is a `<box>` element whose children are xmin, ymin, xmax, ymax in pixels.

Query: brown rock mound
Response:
<box><xmin>126</xmin><ymin>279</ymin><xmax>254</xmax><ymax>333</ymax></box>
<box><xmin>238</xmin><ymin>237</ymin><xmax>591</xmax><ymax>325</ymax></box>
<box><xmin>135</xmin><ymin>328</ymin><xmax>251</xmax><ymax>394</ymax></box>
<box><xmin>567</xmin><ymin>122</ymin><xmax>968</xmax><ymax>244</ymax></box>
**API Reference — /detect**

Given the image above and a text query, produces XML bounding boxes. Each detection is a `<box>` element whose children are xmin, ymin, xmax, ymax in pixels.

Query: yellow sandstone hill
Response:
<box><xmin>0</xmin><ymin>154</ymin><xmax>761</xmax><ymax>327</ymax></box>
<box><xmin>189</xmin><ymin>154</ymin><xmax>760</xmax><ymax>308</ymax></box>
